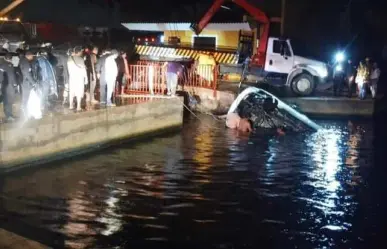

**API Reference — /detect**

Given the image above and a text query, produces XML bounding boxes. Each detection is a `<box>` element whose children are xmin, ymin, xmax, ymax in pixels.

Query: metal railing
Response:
<box><xmin>126</xmin><ymin>64</ymin><xmax>166</xmax><ymax>94</ymax></box>
<box><xmin>123</xmin><ymin>63</ymin><xmax>218</xmax><ymax>96</ymax></box>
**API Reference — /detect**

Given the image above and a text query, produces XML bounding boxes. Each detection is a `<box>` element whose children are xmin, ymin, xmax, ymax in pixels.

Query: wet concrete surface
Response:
<box><xmin>0</xmin><ymin>95</ymin><xmax>155</xmax><ymax>124</ymax></box>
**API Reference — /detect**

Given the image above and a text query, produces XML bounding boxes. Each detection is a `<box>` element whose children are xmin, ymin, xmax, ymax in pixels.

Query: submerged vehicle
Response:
<box><xmin>227</xmin><ymin>87</ymin><xmax>321</xmax><ymax>132</ymax></box>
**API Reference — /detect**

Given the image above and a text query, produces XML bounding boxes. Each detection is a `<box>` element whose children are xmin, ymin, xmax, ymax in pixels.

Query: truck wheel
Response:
<box><xmin>291</xmin><ymin>74</ymin><xmax>315</xmax><ymax>96</ymax></box>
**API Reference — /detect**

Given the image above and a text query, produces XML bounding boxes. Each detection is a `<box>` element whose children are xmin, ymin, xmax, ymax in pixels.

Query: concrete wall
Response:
<box><xmin>0</xmin><ymin>98</ymin><xmax>183</xmax><ymax>172</ymax></box>
<box><xmin>164</xmin><ymin>30</ymin><xmax>239</xmax><ymax>49</ymax></box>
<box><xmin>181</xmin><ymin>86</ymin><xmax>236</xmax><ymax>114</ymax></box>
<box><xmin>283</xmin><ymin>97</ymin><xmax>374</xmax><ymax>116</ymax></box>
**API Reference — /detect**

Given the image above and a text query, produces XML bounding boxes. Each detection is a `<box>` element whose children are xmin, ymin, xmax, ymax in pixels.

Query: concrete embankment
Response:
<box><xmin>183</xmin><ymin>84</ymin><xmax>375</xmax><ymax>117</ymax></box>
<box><xmin>180</xmin><ymin>86</ymin><xmax>236</xmax><ymax>114</ymax></box>
<box><xmin>0</xmin><ymin>97</ymin><xmax>183</xmax><ymax>173</ymax></box>
<box><xmin>283</xmin><ymin>97</ymin><xmax>375</xmax><ymax>117</ymax></box>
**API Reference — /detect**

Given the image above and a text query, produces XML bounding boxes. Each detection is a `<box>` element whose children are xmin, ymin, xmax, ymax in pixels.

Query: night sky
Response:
<box><xmin>2</xmin><ymin>0</ymin><xmax>387</xmax><ymax>60</ymax></box>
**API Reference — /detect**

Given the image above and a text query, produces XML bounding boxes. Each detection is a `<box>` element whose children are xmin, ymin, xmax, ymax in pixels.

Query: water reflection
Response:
<box><xmin>97</xmin><ymin>184</ymin><xmax>127</xmax><ymax>237</ymax></box>
<box><xmin>0</xmin><ymin>118</ymin><xmax>377</xmax><ymax>248</ymax></box>
<box><xmin>193</xmin><ymin>120</ymin><xmax>214</xmax><ymax>168</ymax></box>
<box><xmin>64</xmin><ymin>190</ymin><xmax>97</xmax><ymax>248</ymax></box>
<box><xmin>307</xmin><ymin>129</ymin><xmax>342</xmax><ymax>213</ymax></box>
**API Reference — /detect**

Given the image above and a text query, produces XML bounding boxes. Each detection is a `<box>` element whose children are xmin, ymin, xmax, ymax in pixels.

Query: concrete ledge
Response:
<box><xmin>0</xmin><ymin>229</ymin><xmax>50</xmax><ymax>249</ymax></box>
<box><xmin>0</xmin><ymin>97</ymin><xmax>183</xmax><ymax>173</ymax></box>
<box><xmin>283</xmin><ymin>97</ymin><xmax>374</xmax><ymax>117</ymax></box>
<box><xmin>180</xmin><ymin>86</ymin><xmax>236</xmax><ymax>114</ymax></box>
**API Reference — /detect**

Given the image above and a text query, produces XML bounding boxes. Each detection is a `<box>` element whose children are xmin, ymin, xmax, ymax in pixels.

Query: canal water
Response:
<box><xmin>0</xmin><ymin>115</ymin><xmax>384</xmax><ymax>249</ymax></box>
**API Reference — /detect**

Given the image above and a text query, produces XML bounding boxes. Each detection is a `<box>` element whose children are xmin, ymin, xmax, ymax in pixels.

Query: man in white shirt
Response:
<box><xmin>67</xmin><ymin>46</ymin><xmax>87</xmax><ymax>111</ymax></box>
<box><xmin>370</xmin><ymin>62</ymin><xmax>381</xmax><ymax>99</ymax></box>
<box><xmin>96</xmin><ymin>49</ymin><xmax>119</xmax><ymax>106</ymax></box>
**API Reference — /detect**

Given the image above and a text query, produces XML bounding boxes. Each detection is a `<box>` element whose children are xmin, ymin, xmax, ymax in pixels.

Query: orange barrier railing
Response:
<box><xmin>136</xmin><ymin>60</ymin><xmax>165</xmax><ymax>66</ymax></box>
<box><xmin>123</xmin><ymin>63</ymin><xmax>218</xmax><ymax>96</ymax></box>
<box><xmin>125</xmin><ymin>64</ymin><xmax>166</xmax><ymax>94</ymax></box>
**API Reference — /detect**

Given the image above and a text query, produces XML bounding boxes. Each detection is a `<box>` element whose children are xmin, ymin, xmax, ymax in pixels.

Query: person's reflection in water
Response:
<box><xmin>345</xmin><ymin>121</ymin><xmax>369</xmax><ymax>186</ymax></box>
<box><xmin>63</xmin><ymin>189</ymin><xmax>97</xmax><ymax>248</ymax></box>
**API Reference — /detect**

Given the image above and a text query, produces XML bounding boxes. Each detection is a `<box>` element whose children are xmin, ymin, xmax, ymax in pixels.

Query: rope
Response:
<box><xmin>176</xmin><ymin>96</ymin><xmax>224</xmax><ymax>130</ymax></box>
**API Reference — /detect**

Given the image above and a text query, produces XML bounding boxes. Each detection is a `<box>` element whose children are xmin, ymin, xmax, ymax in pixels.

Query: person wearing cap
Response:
<box><xmin>0</xmin><ymin>53</ymin><xmax>17</xmax><ymax>122</ymax></box>
<box><xmin>96</xmin><ymin>49</ymin><xmax>119</xmax><ymax>106</ymax></box>
<box><xmin>67</xmin><ymin>46</ymin><xmax>87</xmax><ymax>111</ymax></box>
<box><xmin>19</xmin><ymin>50</ymin><xmax>38</xmax><ymax>116</ymax></box>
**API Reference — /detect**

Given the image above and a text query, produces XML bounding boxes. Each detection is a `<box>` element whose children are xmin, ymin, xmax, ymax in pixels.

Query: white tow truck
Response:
<box><xmin>242</xmin><ymin>37</ymin><xmax>329</xmax><ymax>96</ymax></box>
<box><xmin>192</xmin><ymin>0</ymin><xmax>329</xmax><ymax>96</ymax></box>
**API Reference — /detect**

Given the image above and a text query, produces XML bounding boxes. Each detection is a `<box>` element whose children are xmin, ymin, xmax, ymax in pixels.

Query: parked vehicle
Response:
<box><xmin>191</xmin><ymin>0</ymin><xmax>329</xmax><ymax>96</ymax></box>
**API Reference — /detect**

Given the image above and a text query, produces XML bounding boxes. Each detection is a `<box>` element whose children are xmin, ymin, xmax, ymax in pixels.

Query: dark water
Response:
<box><xmin>0</xmin><ymin>115</ymin><xmax>384</xmax><ymax>249</ymax></box>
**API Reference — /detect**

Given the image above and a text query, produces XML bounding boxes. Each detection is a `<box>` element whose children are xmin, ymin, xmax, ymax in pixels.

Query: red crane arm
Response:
<box><xmin>190</xmin><ymin>0</ymin><xmax>226</xmax><ymax>35</ymax></box>
<box><xmin>190</xmin><ymin>0</ymin><xmax>271</xmax><ymax>66</ymax></box>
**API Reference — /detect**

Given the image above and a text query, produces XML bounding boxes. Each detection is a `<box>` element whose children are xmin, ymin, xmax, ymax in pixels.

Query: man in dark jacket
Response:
<box><xmin>19</xmin><ymin>51</ymin><xmax>38</xmax><ymax>115</ymax></box>
<box><xmin>84</xmin><ymin>45</ymin><xmax>99</xmax><ymax>103</ymax></box>
<box><xmin>115</xmin><ymin>50</ymin><xmax>126</xmax><ymax>95</ymax></box>
<box><xmin>0</xmin><ymin>53</ymin><xmax>17</xmax><ymax>122</ymax></box>
<box><xmin>345</xmin><ymin>59</ymin><xmax>357</xmax><ymax>98</ymax></box>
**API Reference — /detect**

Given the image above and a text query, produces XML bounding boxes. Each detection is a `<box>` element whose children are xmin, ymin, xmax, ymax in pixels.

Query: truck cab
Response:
<box><xmin>262</xmin><ymin>37</ymin><xmax>328</xmax><ymax>96</ymax></box>
<box><xmin>0</xmin><ymin>19</ymin><xmax>29</xmax><ymax>52</ymax></box>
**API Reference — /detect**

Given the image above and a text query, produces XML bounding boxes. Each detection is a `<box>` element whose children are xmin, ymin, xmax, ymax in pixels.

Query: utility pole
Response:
<box><xmin>280</xmin><ymin>0</ymin><xmax>286</xmax><ymax>36</ymax></box>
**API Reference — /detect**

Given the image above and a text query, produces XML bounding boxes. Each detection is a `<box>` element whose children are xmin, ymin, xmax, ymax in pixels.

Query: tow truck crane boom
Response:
<box><xmin>0</xmin><ymin>0</ymin><xmax>25</xmax><ymax>17</ymax></box>
<box><xmin>190</xmin><ymin>0</ymin><xmax>271</xmax><ymax>67</ymax></box>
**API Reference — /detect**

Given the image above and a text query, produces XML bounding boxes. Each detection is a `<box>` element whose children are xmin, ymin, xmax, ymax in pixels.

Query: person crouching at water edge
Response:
<box><xmin>163</xmin><ymin>61</ymin><xmax>184</xmax><ymax>96</ymax></box>
<box><xmin>96</xmin><ymin>49</ymin><xmax>119</xmax><ymax>106</ymax></box>
<box><xmin>226</xmin><ymin>112</ymin><xmax>286</xmax><ymax>135</ymax></box>
<box><xmin>67</xmin><ymin>46</ymin><xmax>87</xmax><ymax>111</ymax></box>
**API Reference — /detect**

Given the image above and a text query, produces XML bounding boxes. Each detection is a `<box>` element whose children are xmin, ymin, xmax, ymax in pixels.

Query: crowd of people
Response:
<box><xmin>0</xmin><ymin>44</ymin><xmax>188</xmax><ymax>123</ymax></box>
<box><xmin>0</xmin><ymin>46</ymin><xmax>123</xmax><ymax>122</ymax></box>
<box><xmin>333</xmin><ymin>57</ymin><xmax>381</xmax><ymax>99</ymax></box>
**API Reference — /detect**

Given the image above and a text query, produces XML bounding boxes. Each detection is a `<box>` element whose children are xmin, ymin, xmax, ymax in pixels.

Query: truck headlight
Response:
<box><xmin>315</xmin><ymin>66</ymin><xmax>328</xmax><ymax>78</ymax></box>
<box><xmin>335</xmin><ymin>64</ymin><xmax>343</xmax><ymax>72</ymax></box>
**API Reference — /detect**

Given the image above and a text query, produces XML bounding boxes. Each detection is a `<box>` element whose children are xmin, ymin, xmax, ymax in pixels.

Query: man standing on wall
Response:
<box><xmin>163</xmin><ymin>61</ymin><xmax>183</xmax><ymax>96</ymax></box>
<box><xmin>19</xmin><ymin>51</ymin><xmax>38</xmax><ymax>117</ymax></box>
<box><xmin>0</xmin><ymin>53</ymin><xmax>17</xmax><ymax>122</ymax></box>
<box><xmin>96</xmin><ymin>49</ymin><xmax>119</xmax><ymax>106</ymax></box>
<box><xmin>67</xmin><ymin>46</ymin><xmax>88</xmax><ymax>111</ymax></box>
<box><xmin>85</xmin><ymin>45</ymin><xmax>99</xmax><ymax>103</ymax></box>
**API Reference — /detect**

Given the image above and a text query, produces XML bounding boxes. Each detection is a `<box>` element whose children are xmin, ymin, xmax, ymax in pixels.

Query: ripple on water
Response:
<box><xmin>0</xmin><ymin>117</ymin><xmax>379</xmax><ymax>248</ymax></box>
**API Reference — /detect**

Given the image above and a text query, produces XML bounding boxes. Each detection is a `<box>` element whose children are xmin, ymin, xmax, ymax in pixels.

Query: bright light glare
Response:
<box><xmin>335</xmin><ymin>52</ymin><xmax>345</xmax><ymax>62</ymax></box>
<box><xmin>27</xmin><ymin>89</ymin><xmax>43</xmax><ymax>120</ymax></box>
<box><xmin>335</xmin><ymin>64</ymin><xmax>343</xmax><ymax>72</ymax></box>
<box><xmin>160</xmin><ymin>35</ymin><xmax>164</xmax><ymax>43</ymax></box>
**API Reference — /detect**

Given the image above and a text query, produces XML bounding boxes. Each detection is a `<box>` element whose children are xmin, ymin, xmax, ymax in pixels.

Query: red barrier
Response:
<box><xmin>137</xmin><ymin>60</ymin><xmax>165</xmax><ymax>66</ymax></box>
<box><xmin>181</xmin><ymin>64</ymin><xmax>218</xmax><ymax>92</ymax></box>
<box><xmin>123</xmin><ymin>63</ymin><xmax>218</xmax><ymax>96</ymax></box>
<box><xmin>125</xmin><ymin>65</ymin><xmax>166</xmax><ymax>94</ymax></box>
